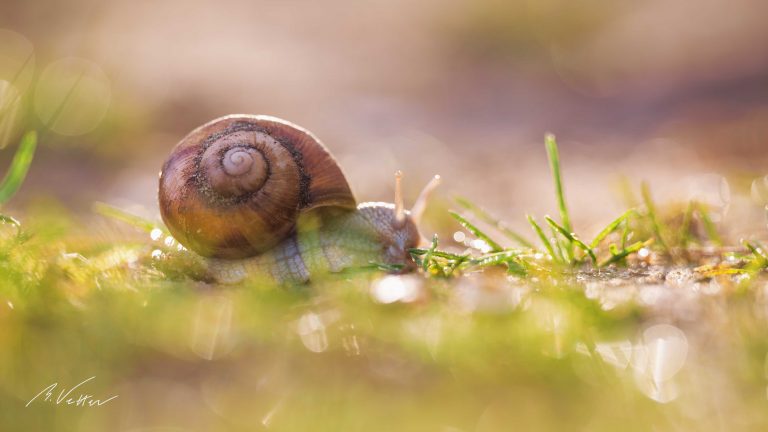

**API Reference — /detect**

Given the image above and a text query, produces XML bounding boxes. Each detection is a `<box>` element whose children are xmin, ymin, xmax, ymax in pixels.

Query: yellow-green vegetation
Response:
<box><xmin>2</xmin><ymin>135</ymin><xmax>768</xmax><ymax>432</ymax></box>
<box><xmin>412</xmin><ymin>135</ymin><xmax>764</xmax><ymax>278</ymax></box>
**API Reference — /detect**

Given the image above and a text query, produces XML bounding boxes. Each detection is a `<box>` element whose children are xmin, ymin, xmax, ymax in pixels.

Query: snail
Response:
<box><xmin>158</xmin><ymin>114</ymin><xmax>439</xmax><ymax>284</ymax></box>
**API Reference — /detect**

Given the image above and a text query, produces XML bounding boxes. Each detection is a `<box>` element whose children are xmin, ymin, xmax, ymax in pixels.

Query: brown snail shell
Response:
<box><xmin>158</xmin><ymin>115</ymin><xmax>356</xmax><ymax>258</ymax></box>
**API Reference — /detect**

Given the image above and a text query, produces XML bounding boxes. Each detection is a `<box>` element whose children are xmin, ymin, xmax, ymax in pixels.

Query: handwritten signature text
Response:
<box><xmin>26</xmin><ymin>376</ymin><xmax>118</xmax><ymax>408</ymax></box>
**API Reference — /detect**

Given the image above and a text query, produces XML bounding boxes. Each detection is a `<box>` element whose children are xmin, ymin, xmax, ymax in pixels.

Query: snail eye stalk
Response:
<box><xmin>394</xmin><ymin>170</ymin><xmax>406</xmax><ymax>226</ymax></box>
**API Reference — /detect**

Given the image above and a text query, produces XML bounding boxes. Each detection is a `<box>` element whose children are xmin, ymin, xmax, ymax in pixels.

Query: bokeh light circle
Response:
<box><xmin>0</xmin><ymin>28</ymin><xmax>35</xmax><ymax>93</ymax></box>
<box><xmin>34</xmin><ymin>57</ymin><xmax>111</xmax><ymax>136</ymax></box>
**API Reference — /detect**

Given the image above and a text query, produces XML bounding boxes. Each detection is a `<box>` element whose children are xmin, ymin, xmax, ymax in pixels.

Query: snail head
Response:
<box><xmin>354</xmin><ymin>172</ymin><xmax>441</xmax><ymax>268</ymax></box>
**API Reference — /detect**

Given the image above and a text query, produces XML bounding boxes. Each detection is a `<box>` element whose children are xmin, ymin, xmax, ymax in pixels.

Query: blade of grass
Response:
<box><xmin>0</xmin><ymin>131</ymin><xmax>37</xmax><ymax>205</ymax></box>
<box><xmin>1</xmin><ymin>73</ymin><xmax>88</xmax><ymax>199</ymax></box>
<box><xmin>409</xmin><ymin>247</ymin><xmax>469</xmax><ymax>277</ymax></box>
<box><xmin>545</xmin><ymin>216</ymin><xmax>596</xmax><ymax>265</ymax></box>
<box><xmin>742</xmin><ymin>239</ymin><xmax>768</xmax><ymax>266</ymax></box>
<box><xmin>545</xmin><ymin>134</ymin><xmax>575</xmax><ymax>261</ymax></box>
<box><xmin>696</xmin><ymin>203</ymin><xmax>722</xmax><ymax>247</ymax></box>
<box><xmin>455</xmin><ymin>197</ymin><xmax>533</xmax><ymax>248</ymax></box>
<box><xmin>549</xmin><ymin>224</ymin><xmax>570</xmax><ymax>263</ymax></box>
<box><xmin>467</xmin><ymin>250</ymin><xmax>527</xmax><ymax>276</ymax></box>
<box><xmin>446</xmin><ymin>254</ymin><xmax>470</xmax><ymax>274</ymax></box>
<box><xmin>620</xmin><ymin>219</ymin><xmax>631</xmax><ymax>249</ymax></box>
<box><xmin>468</xmin><ymin>250</ymin><xmax>520</xmax><ymax>267</ymax></box>
<box><xmin>589</xmin><ymin>209</ymin><xmax>635</xmax><ymax>249</ymax></box>
<box><xmin>680</xmin><ymin>201</ymin><xmax>695</xmax><ymax>248</ymax></box>
<box><xmin>422</xmin><ymin>234</ymin><xmax>439</xmax><ymax>271</ymax></box>
<box><xmin>696</xmin><ymin>266</ymin><xmax>749</xmax><ymax>277</ymax></box>
<box><xmin>599</xmin><ymin>239</ymin><xmax>652</xmax><ymax>267</ymax></box>
<box><xmin>409</xmin><ymin>248</ymin><xmax>468</xmax><ymax>261</ymax></box>
<box><xmin>527</xmin><ymin>214</ymin><xmax>560</xmax><ymax>263</ymax></box>
<box><xmin>449</xmin><ymin>211</ymin><xmax>503</xmax><ymax>252</ymax></box>
<box><xmin>93</xmin><ymin>202</ymin><xmax>167</xmax><ymax>234</ymax></box>
<box><xmin>545</xmin><ymin>134</ymin><xmax>572</xmax><ymax>233</ymax></box>
<box><xmin>640</xmin><ymin>182</ymin><xmax>669</xmax><ymax>254</ymax></box>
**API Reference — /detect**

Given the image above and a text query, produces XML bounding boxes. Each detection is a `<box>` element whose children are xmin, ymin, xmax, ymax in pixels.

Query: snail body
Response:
<box><xmin>206</xmin><ymin>203</ymin><xmax>419</xmax><ymax>284</ymax></box>
<box><xmin>158</xmin><ymin>115</ymin><xmax>426</xmax><ymax>284</ymax></box>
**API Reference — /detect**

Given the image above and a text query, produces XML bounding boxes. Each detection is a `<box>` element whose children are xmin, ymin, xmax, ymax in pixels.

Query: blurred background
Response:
<box><xmin>2</xmin><ymin>0</ymin><xmax>768</xmax><ymax>237</ymax></box>
<box><xmin>3</xmin><ymin>1</ymin><xmax>768</xmax><ymax>431</ymax></box>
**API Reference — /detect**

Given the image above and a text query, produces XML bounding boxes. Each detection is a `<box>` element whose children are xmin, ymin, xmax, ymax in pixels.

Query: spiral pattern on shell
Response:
<box><xmin>159</xmin><ymin>115</ymin><xmax>356</xmax><ymax>258</ymax></box>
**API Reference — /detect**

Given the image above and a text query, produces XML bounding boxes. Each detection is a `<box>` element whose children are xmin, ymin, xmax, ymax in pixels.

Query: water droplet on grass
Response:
<box><xmin>150</xmin><ymin>228</ymin><xmax>163</xmax><ymax>241</ymax></box>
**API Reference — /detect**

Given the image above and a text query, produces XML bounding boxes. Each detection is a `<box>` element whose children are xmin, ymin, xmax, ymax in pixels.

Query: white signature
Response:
<box><xmin>26</xmin><ymin>376</ymin><xmax>118</xmax><ymax>408</ymax></box>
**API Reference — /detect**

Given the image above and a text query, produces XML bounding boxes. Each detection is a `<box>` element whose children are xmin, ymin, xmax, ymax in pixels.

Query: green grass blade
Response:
<box><xmin>696</xmin><ymin>203</ymin><xmax>722</xmax><ymax>246</ymax></box>
<box><xmin>0</xmin><ymin>131</ymin><xmax>37</xmax><ymax>205</ymax></box>
<box><xmin>455</xmin><ymin>197</ymin><xmax>533</xmax><ymax>248</ymax></box>
<box><xmin>571</xmin><ymin>238</ymin><xmax>595</xmax><ymax>265</ymax></box>
<box><xmin>468</xmin><ymin>250</ymin><xmax>527</xmax><ymax>276</ymax></box>
<box><xmin>545</xmin><ymin>216</ymin><xmax>596</xmax><ymax>265</ymax></box>
<box><xmin>450</xmin><ymin>211</ymin><xmax>503</xmax><ymax>252</ymax></box>
<box><xmin>545</xmin><ymin>134</ymin><xmax>571</xmax><ymax>233</ymax></box>
<box><xmin>527</xmin><ymin>214</ymin><xmax>560</xmax><ymax>263</ymax></box>
<box><xmin>742</xmin><ymin>240</ymin><xmax>768</xmax><ymax>265</ymax></box>
<box><xmin>548</xmin><ymin>224</ymin><xmax>569</xmax><ymax>263</ymax></box>
<box><xmin>545</xmin><ymin>134</ymin><xmax>574</xmax><ymax>260</ymax></box>
<box><xmin>409</xmin><ymin>248</ymin><xmax>468</xmax><ymax>261</ymax></box>
<box><xmin>409</xmin><ymin>246</ymin><xmax>469</xmax><ymax>277</ymax></box>
<box><xmin>468</xmin><ymin>250</ymin><xmax>520</xmax><ymax>267</ymax></box>
<box><xmin>599</xmin><ymin>240</ymin><xmax>649</xmax><ymax>267</ymax></box>
<box><xmin>640</xmin><ymin>182</ymin><xmax>669</xmax><ymax>253</ymax></box>
<box><xmin>589</xmin><ymin>209</ymin><xmax>635</xmax><ymax>249</ymax></box>
<box><xmin>422</xmin><ymin>234</ymin><xmax>439</xmax><ymax>271</ymax></box>
<box><xmin>620</xmin><ymin>219</ymin><xmax>631</xmax><ymax>249</ymax></box>
<box><xmin>680</xmin><ymin>201</ymin><xmax>695</xmax><ymax>248</ymax></box>
<box><xmin>93</xmin><ymin>202</ymin><xmax>167</xmax><ymax>234</ymax></box>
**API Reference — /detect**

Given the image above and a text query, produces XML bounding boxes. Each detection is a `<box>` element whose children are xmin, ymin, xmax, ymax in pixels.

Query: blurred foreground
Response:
<box><xmin>1</xmin><ymin>194</ymin><xmax>768</xmax><ymax>431</ymax></box>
